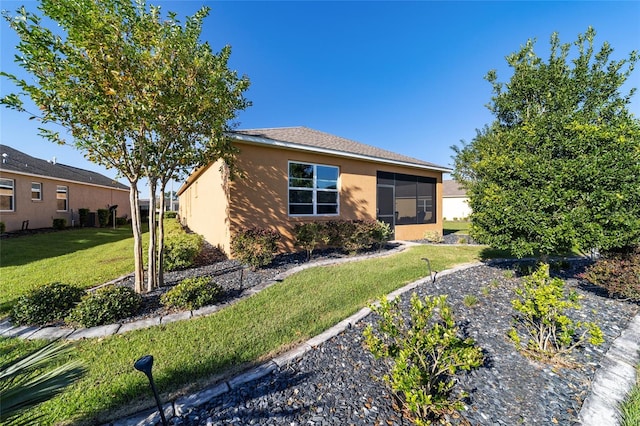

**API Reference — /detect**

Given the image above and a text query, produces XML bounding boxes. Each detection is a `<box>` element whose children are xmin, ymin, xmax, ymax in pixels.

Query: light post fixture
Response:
<box><xmin>133</xmin><ymin>355</ymin><xmax>168</xmax><ymax>426</ymax></box>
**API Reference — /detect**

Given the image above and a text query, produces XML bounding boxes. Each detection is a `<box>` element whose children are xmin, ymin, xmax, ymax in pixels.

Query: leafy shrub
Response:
<box><xmin>324</xmin><ymin>219</ymin><xmax>356</xmax><ymax>247</ymax></box>
<box><xmin>161</xmin><ymin>277</ymin><xmax>223</xmax><ymax>310</ymax></box>
<box><xmin>509</xmin><ymin>263</ymin><xmax>603</xmax><ymax>360</ymax></box>
<box><xmin>12</xmin><ymin>283</ymin><xmax>84</xmax><ymax>326</ymax></box>
<box><xmin>163</xmin><ymin>211</ymin><xmax>177</xmax><ymax>219</ymax></box>
<box><xmin>67</xmin><ymin>286</ymin><xmax>141</xmax><ymax>327</ymax></box>
<box><xmin>0</xmin><ymin>221</ymin><xmax>5</xmax><ymax>233</ymax></box>
<box><xmin>52</xmin><ymin>218</ymin><xmax>66</xmax><ymax>230</ymax></box>
<box><xmin>231</xmin><ymin>227</ymin><xmax>281</xmax><ymax>270</ymax></box>
<box><xmin>580</xmin><ymin>247</ymin><xmax>640</xmax><ymax>301</ymax></box>
<box><xmin>364</xmin><ymin>293</ymin><xmax>483</xmax><ymax>424</ymax></box>
<box><xmin>78</xmin><ymin>208</ymin><xmax>89</xmax><ymax>227</ymax></box>
<box><xmin>294</xmin><ymin>222</ymin><xmax>330</xmax><ymax>260</ymax></box>
<box><xmin>423</xmin><ymin>230</ymin><xmax>444</xmax><ymax>243</ymax></box>
<box><xmin>97</xmin><ymin>209</ymin><xmax>109</xmax><ymax>227</ymax></box>
<box><xmin>163</xmin><ymin>230</ymin><xmax>204</xmax><ymax>271</ymax></box>
<box><xmin>116</xmin><ymin>216</ymin><xmax>128</xmax><ymax>226</ymax></box>
<box><xmin>343</xmin><ymin>220</ymin><xmax>390</xmax><ymax>252</ymax></box>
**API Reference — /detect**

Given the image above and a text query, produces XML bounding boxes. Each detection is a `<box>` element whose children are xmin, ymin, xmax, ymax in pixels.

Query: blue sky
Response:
<box><xmin>1</xmin><ymin>1</ymin><xmax>639</xmax><ymax>190</ymax></box>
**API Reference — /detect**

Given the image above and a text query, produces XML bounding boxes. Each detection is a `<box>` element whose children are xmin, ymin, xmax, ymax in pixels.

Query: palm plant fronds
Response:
<box><xmin>0</xmin><ymin>341</ymin><xmax>85</xmax><ymax>423</ymax></box>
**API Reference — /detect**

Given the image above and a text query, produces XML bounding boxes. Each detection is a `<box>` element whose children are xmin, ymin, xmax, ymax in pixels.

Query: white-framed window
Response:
<box><xmin>56</xmin><ymin>185</ymin><xmax>68</xmax><ymax>211</ymax></box>
<box><xmin>0</xmin><ymin>178</ymin><xmax>15</xmax><ymax>211</ymax></box>
<box><xmin>288</xmin><ymin>161</ymin><xmax>339</xmax><ymax>216</ymax></box>
<box><xmin>31</xmin><ymin>182</ymin><xmax>42</xmax><ymax>201</ymax></box>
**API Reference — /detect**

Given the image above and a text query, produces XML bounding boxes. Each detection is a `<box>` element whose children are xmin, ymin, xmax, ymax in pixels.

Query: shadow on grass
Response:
<box><xmin>0</xmin><ymin>226</ymin><xmax>140</xmax><ymax>268</ymax></box>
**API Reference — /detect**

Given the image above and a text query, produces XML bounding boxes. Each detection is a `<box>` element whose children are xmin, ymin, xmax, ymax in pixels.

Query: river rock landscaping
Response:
<box><xmin>170</xmin><ymin>258</ymin><xmax>638</xmax><ymax>426</ymax></box>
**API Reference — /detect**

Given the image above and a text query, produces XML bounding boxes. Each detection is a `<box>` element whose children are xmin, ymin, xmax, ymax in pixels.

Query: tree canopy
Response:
<box><xmin>452</xmin><ymin>27</ymin><xmax>640</xmax><ymax>258</ymax></box>
<box><xmin>2</xmin><ymin>0</ymin><xmax>250</xmax><ymax>292</ymax></box>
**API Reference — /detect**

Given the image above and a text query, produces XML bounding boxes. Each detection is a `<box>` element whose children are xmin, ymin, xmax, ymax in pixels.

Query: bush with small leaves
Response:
<box><xmin>364</xmin><ymin>293</ymin><xmax>483</xmax><ymax>424</ymax></box>
<box><xmin>12</xmin><ymin>282</ymin><xmax>84</xmax><ymax>326</ymax></box>
<box><xmin>67</xmin><ymin>286</ymin><xmax>141</xmax><ymax>327</ymax></box>
<box><xmin>163</xmin><ymin>230</ymin><xmax>204</xmax><ymax>271</ymax></box>
<box><xmin>580</xmin><ymin>246</ymin><xmax>640</xmax><ymax>301</ymax></box>
<box><xmin>324</xmin><ymin>219</ymin><xmax>356</xmax><ymax>247</ymax></box>
<box><xmin>422</xmin><ymin>230</ymin><xmax>444</xmax><ymax>243</ymax></box>
<box><xmin>231</xmin><ymin>227</ymin><xmax>281</xmax><ymax>270</ymax></box>
<box><xmin>0</xmin><ymin>221</ymin><xmax>5</xmax><ymax>233</ymax></box>
<box><xmin>509</xmin><ymin>263</ymin><xmax>604</xmax><ymax>360</ymax></box>
<box><xmin>294</xmin><ymin>222</ymin><xmax>330</xmax><ymax>260</ymax></box>
<box><xmin>97</xmin><ymin>209</ymin><xmax>110</xmax><ymax>227</ymax></box>
<box><xmin>52</xmin><ymin>218</ymin><xmax>66</xmax><ymax>230</ymax></box>
<box><xmin>163</xmin><ymin>211</ymin><xmax>177</xmax><ymax>219</ymax></box>
<box><xmin>161</xmin><ymin>277</ymin><xmax>223</xmax><ymax>310</ymax></box>
<box><xmin>344</xmin><ymin>220</ymin><xmax>391</xmax><ymax>253</ymax></box>
<box><xmin>78</xmin><ymin>208</ymin><xmax>89</xmax><ymax>227</ymax></box>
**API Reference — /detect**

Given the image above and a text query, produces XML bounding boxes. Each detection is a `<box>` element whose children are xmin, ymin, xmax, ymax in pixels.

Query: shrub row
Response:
<box><xmin>12</xmin><ymin>276</ymin><xmax>224</xmax><ymax>327</ymax></box>
<box><xmin>294</xmin><ymin>219</ymin><xmax>391</xmax><ymax>259</ymax></box>
<box><xmin>12</xmin><ymin>283</ymin><xmax>140</xmax><ymax>328</ymax></box>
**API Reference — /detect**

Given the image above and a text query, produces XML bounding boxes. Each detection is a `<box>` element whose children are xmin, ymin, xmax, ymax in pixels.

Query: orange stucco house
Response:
<box><xmin>0</xmin><ymin>144</ymin><xmax>130</xmax><ymax>232</ymax></box>
<box><xmin>178</xmin><ymin>127</ymin><xmax>452</xmax><ymax>255</ymax></box>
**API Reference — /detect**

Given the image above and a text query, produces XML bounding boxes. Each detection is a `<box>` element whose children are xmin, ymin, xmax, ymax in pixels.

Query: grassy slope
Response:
<box><xmin>25</xmin><ymin>244</ymin><xmax>493</xmax><ymax>425</ymax></box>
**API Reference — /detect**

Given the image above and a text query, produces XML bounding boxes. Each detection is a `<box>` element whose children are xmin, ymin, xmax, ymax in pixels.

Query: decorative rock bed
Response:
<box><xmin>170</xmin><ymin>259</ymin><xmax>639</xmax><ymax>426</ymax></box>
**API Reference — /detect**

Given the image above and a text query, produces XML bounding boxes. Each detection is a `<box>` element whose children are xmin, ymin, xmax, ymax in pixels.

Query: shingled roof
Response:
<box><xmin>231</xmin><ymin>127</ymin><xmax>451</xmax><ymax>172</ymax></box>
<box><xmin>0</xmin><ymin>144</ymin><xmax>128</xmax><ymax>190</ymax></box>
<box><xmin>443</xmin><ymin>179</ymin><xmax>467</xmax><ymax>197</ymax></box>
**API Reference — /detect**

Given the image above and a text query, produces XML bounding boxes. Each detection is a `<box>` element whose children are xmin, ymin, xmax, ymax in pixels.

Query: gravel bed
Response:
<box><xmin>173</xmin><ymin>259</ymin><xmax>638</xmax><ymax>426</ymax></box>
<box><xmin>114</xmin><ymin>246</ymin><xmax>371</xmax><ymax>324</ymax></box>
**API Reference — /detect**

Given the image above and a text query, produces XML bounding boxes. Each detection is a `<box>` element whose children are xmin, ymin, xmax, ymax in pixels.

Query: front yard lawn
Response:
<box><xmin>11</xmin><ymin>244</ymin><xmax>494</xmax><ymax>425</ymax></box>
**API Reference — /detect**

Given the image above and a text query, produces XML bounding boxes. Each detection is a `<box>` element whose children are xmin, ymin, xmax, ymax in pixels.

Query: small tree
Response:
<box><xmin>2</xmin><ymin>0</ymin><xmax>250</xmax><ymax>292</ymax></box>
<box><xmin>452</xmin><ymin>27</ymin><xmax>640</xmax><ymax>258</ymax></box>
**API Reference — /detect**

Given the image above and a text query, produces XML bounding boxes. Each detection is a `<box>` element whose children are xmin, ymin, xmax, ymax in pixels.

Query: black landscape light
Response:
<box><xmin>133</xmin><ymin>355</ymin><xmax>168</xmax><ymax>426</ymax></box>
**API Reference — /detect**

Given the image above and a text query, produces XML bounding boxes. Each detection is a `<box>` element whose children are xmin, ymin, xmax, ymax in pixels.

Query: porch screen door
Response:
<box><xmin>376</xmin><ymin>184</ymin><xmax>395</xmax><ymax>239</ymax></box>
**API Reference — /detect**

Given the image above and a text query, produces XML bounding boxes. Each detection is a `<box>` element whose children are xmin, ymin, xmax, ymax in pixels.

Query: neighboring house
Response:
<box><xmin>178</xmin><ymin>127</ymin><xmax>452</xmax><ymax>255</ymax></box>
<box><xmin>442</xmin><ymin>179</ymin><xmax>471</xmax><ymax>221</ymax></box>
<box><xmin>0</xmin><ymin>144</ymin><xmax>131</xmax><ymax>232</ymax></box>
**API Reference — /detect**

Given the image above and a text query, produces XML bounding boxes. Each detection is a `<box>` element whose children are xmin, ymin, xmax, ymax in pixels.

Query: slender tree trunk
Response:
<box><xmin>128</xmin><ymin>182</ymin><xmax>144</xmax><ymax>293</ymax></box>
<box><xmin>147</xmin><ymin>179</ymin><xmax>158</xmax><ymax>293</ymax></box>
<box><xmin>156</xmin><ymin>179</ymin><xmax>168</xmax><ymax>288</ymax></box>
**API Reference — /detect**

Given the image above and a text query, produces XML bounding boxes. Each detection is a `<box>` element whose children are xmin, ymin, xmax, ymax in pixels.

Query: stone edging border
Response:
<box><xmin>0</xmin><ymin>242</ymin><xmax>415</xmax><ymax>341</ymax></box>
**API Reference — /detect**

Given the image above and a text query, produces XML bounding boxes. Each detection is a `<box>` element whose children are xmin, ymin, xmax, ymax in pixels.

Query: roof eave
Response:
<box><xmin>227</xmin><ymin>132</ymin><xmax>452</xmax><ymax>173</ymax></box>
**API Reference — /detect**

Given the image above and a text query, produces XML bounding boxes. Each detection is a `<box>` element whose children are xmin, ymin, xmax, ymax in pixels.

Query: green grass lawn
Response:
<box><xmin>0</xmin><ymin>227</ymin><xmax>148</xmax><ymax>314</ymax></box>
<box><xmin>620</xmin><ymin>364</ymin><xmax>640</xmax><ymax>426</ymax></box>
<box><xmin>443</xmin><ymin>220</ymin><xmax>471</xmax><ymax>235</ymax></box>
<box><xmin>9</xmin><ymin>243</ymin><xmax>495</xmax><ymax>425</ymax></box>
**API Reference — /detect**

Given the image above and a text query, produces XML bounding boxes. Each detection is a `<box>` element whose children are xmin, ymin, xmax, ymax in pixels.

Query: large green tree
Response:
<box><xmin>2</xmin><ymin>0</ymin><xmax>250</xmax><ymax>292</ymax></box>
<box><xmin>453</xmin><ymin>27</ymin><xmax>640</xmax><ymax>258</ymax></box>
